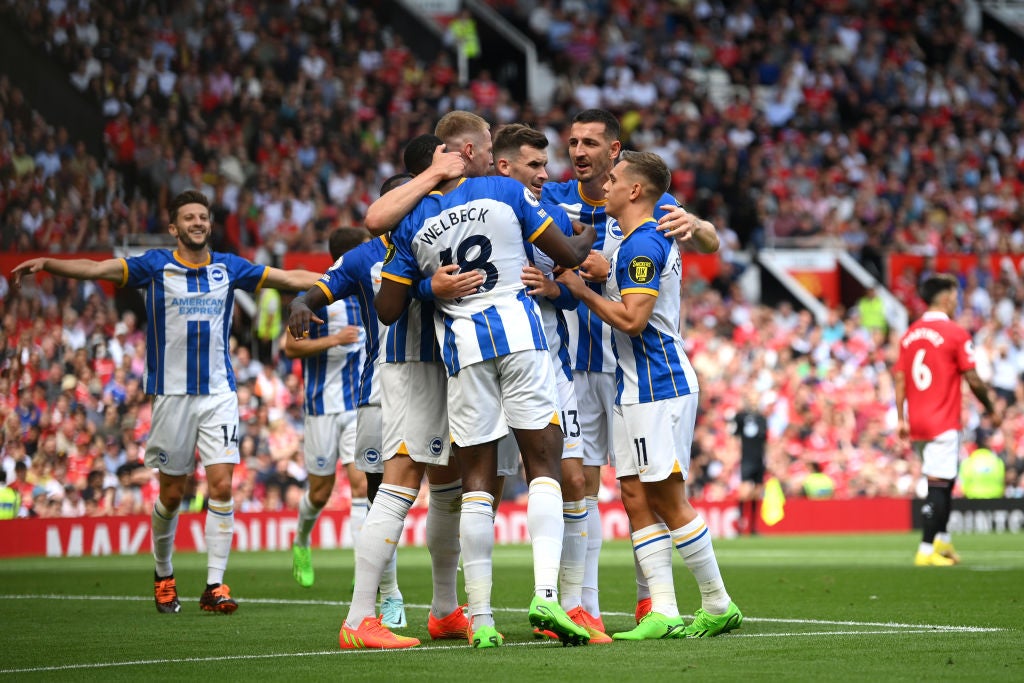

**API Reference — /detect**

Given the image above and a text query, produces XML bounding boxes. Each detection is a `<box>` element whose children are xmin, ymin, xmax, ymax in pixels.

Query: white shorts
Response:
<box><xmin>381</xmin><ymin>362</ymin><xmax>451</xmax><ymax>466</ymax></box>
<box><xmin>303</xmin><ymin>410</ymin><xmax>358</xmax><ymax>476</ymax></box>
<box><xmin>496</xmin><ymin>433</ymin><xmax>519</xmax><ymax>477</ymax></box>
<box><xmin>574</xmin><ymin>370</ymin><xmax>616</xmax><ymax>467</ymax></box>
<box><xmin>354</xmin><ymin>404</ymin><xmax>384</xmax><ymax>474</ymax></box>
<box><xmin>914</xmin><ymin>429</ymin><xmax>961</xmax><ymax>481</ymax></box>
<box><xmin>448</xmin><ymin>350</ymin><xmax>559</xmax><ymax>447</ymax></box>
<box><xmin>556</xmin><ymin>374</ymin><xmax>583</xmax><ymax>459</ymax></box>
<box><xmin>613</xmin><ymin>393</ymin><xmax>698</xmax><ymax>483</ymax></box>
<box><xmin>145</xmin><ymin>393</ymin><xmax>240</xmax><ymax>476</ymax></box>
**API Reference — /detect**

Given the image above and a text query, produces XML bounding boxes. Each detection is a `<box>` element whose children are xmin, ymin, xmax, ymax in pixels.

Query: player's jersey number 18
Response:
<box><xmin>440</xmin><ymin>235</ymin><xmax>498</xmax><ymax>293</ymax></box>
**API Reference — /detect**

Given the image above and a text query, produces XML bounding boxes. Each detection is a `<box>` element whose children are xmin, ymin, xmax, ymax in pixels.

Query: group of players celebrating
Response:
<box><xmin>11</xmin><ymin>107</ymin><xmax>743</xmax><ymax>649</ymax></box>
<box><xmin>286</xmin><ymin>108</ymin><xmax>742</xmax><ymax>648</ymax></box>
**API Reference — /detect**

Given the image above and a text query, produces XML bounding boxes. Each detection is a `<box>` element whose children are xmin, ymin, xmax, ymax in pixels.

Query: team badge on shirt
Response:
<box><xmin>607</xmin><ymin>218</ymin><xmax>623</xmax><ymax>240</ymax></box>
<box><xmin>383</xmin><ymin>243</ymin><xmax>396</xmax><ymax>265</ymax></box>
<box><xmin>629</xmin><ymin>256</ymin><xmax>655</xmax><ymax>284</ymax></box>
<box><xmin>523</xmin><ymin>186</ymin><xmax>540</xmax><ymax>207</ymax></box>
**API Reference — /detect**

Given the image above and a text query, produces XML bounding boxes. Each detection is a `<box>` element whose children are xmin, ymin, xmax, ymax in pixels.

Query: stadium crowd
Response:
<box><xmin>2</xmin><ymin>0</ymin><xmax>1024</xmax><ymax>518</ymax></box>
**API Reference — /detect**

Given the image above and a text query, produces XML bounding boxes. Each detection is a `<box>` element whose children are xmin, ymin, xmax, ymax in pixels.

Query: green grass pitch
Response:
<box><xmin>1</xmin><ymin>533</ymin><xmax>1021</xmax><ymax>681</ymax></box>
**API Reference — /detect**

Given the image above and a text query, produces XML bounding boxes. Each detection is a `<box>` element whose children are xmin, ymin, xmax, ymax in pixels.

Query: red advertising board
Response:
<box><xmin>0</xmin><ymin>499</ymin><xmax>913</xmax><ymax>559</ymax></box>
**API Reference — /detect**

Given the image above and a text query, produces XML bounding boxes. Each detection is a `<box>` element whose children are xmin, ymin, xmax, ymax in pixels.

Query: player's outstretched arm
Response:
<box><xmin>365</xmin><ymin>146</ymin><xmax>465</xmax><ymax>235</ymax></box>
<box><xmin>263</xmin><ymin>268</ymin><xmax>322</xmax><ymax>292</ymax></box>
<box><xmin>12</xmin><ymin>257</ymin><xmax>125</xmax><ymax>287</ymax></box>
<box><xmin>532</xmin><ymin>221</ymin><xmax>596</xmax><ymax>269</ymax></box>
<box><xmin>556</xmin><ymin>269</ymin><xmax>656</xmax><ymax>336</ymax></box>
<box><xmin>657</xmin><ymin>205</ymin><xmax>720</xmax><ymax>253</ymax></box>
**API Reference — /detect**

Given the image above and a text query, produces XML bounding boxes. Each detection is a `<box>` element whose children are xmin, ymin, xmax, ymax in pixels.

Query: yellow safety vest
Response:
<box><xmin>959</xmin><ymin>448</ymin><xmax>1005</xmax><ymax>499</ymax></box>
<box><xmin>0</xmin><ymin>486</ymin><xmax>21</xmax><ymax>519</ymax></box>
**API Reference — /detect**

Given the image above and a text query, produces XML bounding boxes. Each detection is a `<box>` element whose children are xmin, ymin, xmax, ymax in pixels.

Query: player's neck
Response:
<box><xmin>433</xmin><ymin>177</ymin><xmax>463</xmax><ymax>195</ymax></box>
<box><xmin>579</xmin><ymin>177</ymin><xmax>607</xmax><ymax>204</ymax></box>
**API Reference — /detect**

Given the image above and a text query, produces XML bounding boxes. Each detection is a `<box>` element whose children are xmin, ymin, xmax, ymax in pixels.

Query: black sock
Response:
<box><xmin>922</xmin><ymin>483</ymin><xmax>950</xmax><ymax>544</ymax></box>
<box><xmin>366</xmin><ymin>472</ymin><xmax>383</xmax><ymax>504</ymax></box>
<box><xmin>937</xmin><ymin>483</ymin><xmax>954</xmax><ymax>534</ymax></box>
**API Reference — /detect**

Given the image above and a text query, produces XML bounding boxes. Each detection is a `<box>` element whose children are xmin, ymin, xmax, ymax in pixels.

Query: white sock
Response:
<box><xmin>632</xmin><ymin>523</ymin><xmax>678</xmax><ymax>618</ymax></box>
<box><xmin>152</xmin><ymin>498</ymin><xmax>179</xmax><ymax>578</ymax></box>
<box><xmin>634</xmin><ymin>543</ymin><xmax>651</xmax><ymax>602</ymax></box>
<box><xmin>427</xmin><ymin>479</ymin><xmax>462</xmax><ymax>618</ymax></box>
<box><xmin>582</xmin><ymin>495</ymin><xmax>602</xmax><ymax>615</ymax></box>
<box><xmin>345</xmin><ymin>484</ymin><xmax>414</xmax><ymax>626</ymax></box>
<box><xmin>528</xmin><ymin>477</ymin><xmax>564</xmax><ymax>599</ymax></box>
<box><xmin>559</xmin><ymin>498</ymin><xmax>587</xmax><ymax>610</ymax></box>
<box><xmin>672</xmin><ymin>515</ymin><xmax>730</xmax><ymax>615</ymax></box>
<box><xmin>461</xmin><ymin>491</ymin><xmax>496</xmax><ymax>628</ymax></box>
<box><xmin>935</xmin><ymin>532</ymin><xmax>951</xmax><ymax>545</ymax></box>
<box><xmin>350</xmin><ymin>496</ymin><xmax>369</xmax><ymax>548</ymax></box>
<box><xmin>919</xmin><ymin>541</ymin><xmax>935</xmax><ymax>555</ymax></box>
<box><xmin>295</xmin><ymin>490</ymin><xmax>322</xmax><ymax>547</ymax></box>
<box><xmin>205</xmin><ymin>499</ymin><xmax>234</xmax><ymax>586</ymax></box>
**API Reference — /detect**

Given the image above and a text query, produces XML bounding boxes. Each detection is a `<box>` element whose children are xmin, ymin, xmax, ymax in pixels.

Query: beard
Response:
<box><xmin>177</xmin><ymin>229</ymin><xmax>210</xmax><ymax>251</ymax></box>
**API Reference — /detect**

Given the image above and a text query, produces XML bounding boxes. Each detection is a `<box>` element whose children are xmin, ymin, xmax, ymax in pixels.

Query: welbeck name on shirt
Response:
<box><xmin>419</xmin><ymin>207</ymin><xmax>490</xmax><ymax>246</ymax></box>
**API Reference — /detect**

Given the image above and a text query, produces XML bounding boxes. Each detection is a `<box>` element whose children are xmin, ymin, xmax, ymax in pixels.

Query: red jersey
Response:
<box><xmin>896</xmin><ymin>312</ymin><xmax>974</xmax><ymax>440</ymax></box>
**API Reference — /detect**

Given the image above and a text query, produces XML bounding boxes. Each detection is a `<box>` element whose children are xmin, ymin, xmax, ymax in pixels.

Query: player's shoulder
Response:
<box><xmin>342</xmin><ymin>236</ymin><xmax>387</xmax><ymax>267</ymax></box>
<box><xmin>134</xmin><ymin>248</ymin><xmax>175</xmax><ymax>265</ymax></box>
<box><xmin>622</xmin><ymin>222</ymin><xmax>670</xmax><ymax>257</ymax></box>
<box><xmin>465</xmin><ymin>175</ymin><xmax>521</xmax><ymax>195</ymax></box>
<box><xmin>541</xmin><ymin>179</ymin><xmax>577</xmax><ymax>203</ymax></box>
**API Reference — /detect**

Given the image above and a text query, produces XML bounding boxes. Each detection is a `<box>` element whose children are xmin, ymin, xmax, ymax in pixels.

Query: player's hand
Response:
<box><xmin>522</xmin><ymin>265</ymin><xmax>558</xmax><ymax>298</ymax></box>
<box><xmin>989</xmin><ymin>407</ymin><xmax>1004</xmax><ymax>429</ymax></box>
<box><xmin>556</xmin><ymin>268</ymin><xmax>586</xmax><ymax>296</ymax></box>
<box><xmin>334</xmin><ymin>325</ymin><xmax>360</xmax><ymax>345</ymax></box>
<box><xmin>287</xmin><ymin>299</ymin><xmax>323</xmax><ymax>340</ymax></box>
<box><xmin>578</xmin><ymin>250</ymin><xmax>609</xmax><ymax>283</ymax></box>
<box><xmin>431</xmin><ymin>144</ymin><xmax>466</xmax><ymax>180</ymax></box>
<box><xmin>10</xmin><ymin>258</ymin><xmax>48</xmax><ymax>288</ymax></box>
<box><xmin>575</xmin><ymin>221</ymin><xmax>597</xmax><ymax>246</ymax></box>
<box><xmin>657</xmin><ymin>205</ymin><xmax>700</xmax><ymax>241</ymax></box>
<box><xmin>896</xmin><ymin>418</ymin><xmax>909</xmax><ymax>443</ymax></box>
<box><xmin>431</xmin><ymin>263</ymin><xmax>484</xmax><ymax>299</ymax></box>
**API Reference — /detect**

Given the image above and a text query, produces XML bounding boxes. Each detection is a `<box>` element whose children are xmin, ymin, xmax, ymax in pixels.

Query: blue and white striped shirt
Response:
<box><xmin>384</xmin><ymin>176</ymin><xmax>570</xmax><ymax>376</ymax></box>
<box><xmin>302</xmin><ymin>296</ymin><xmax>363</xmax><ymax>415</ymax></box>
<box><xmin>121</xmin><ymin>249</ymin><xmax>267</xmax><ymax>395</ymax></box>
<box><xmin>606</xmin><ymin>220</ymin><xmax>698</xmax><ymax>405</ymax></box>
<box><xmin>314</xmin><ymin>236</ymin><xmax>387</xmax><ymax>407</ymax></box>
<box><xmin>541</xmin><ymin>180</ymin><xmax>679</xmax><ymax>374</ymax></box>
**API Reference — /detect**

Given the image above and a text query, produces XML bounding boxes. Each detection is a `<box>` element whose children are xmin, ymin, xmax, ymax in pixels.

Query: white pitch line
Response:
<box><xmin>0</xmin><ymin>594</ymin><xmax>1004</xmax><ymax>633</ymax></box>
